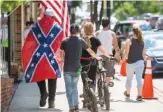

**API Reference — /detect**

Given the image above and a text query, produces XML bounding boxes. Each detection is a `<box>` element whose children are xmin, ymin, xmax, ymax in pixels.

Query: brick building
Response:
<box><xmin>10</xmin><ymin>2</ymin><xmax>38</xmax><ymax>66</ymax></box>
<box><xmin>1</xmin><ymin>2</ymin><xmax>39</xmax><ymax>112</ymax></box>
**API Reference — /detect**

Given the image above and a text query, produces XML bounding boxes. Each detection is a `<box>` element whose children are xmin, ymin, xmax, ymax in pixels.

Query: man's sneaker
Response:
<box><xmin>75</xmin><ymin>105</ymin><xmax>79</xmax><ymax>112</ymax></box>
<box><xmin>40</xmin><ymin>92</ymin><xmax>48</xmax><ymax>107</ymax></box>
<box><xmin>69</xmin><ymin>109</ymin><xmax>75</xmax><ymax>112</ymax></box>
<box><xmin>136</xmin><ymin>96</ymin><xmax>142</xmax><ymax>101</ymax></box>
<box><xmin>124</xmin><ymin>91</ymin><xmax>130</xmax><ymax>98</ymax></box>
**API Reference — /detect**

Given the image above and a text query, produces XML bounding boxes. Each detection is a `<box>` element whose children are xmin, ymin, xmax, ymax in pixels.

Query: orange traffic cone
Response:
<box><xmin>120</xmin><ymin>59</ymin><xmax>126</xmax><ymax>76</ymax></box>
<box><xmin>142</xmin><ymin>58</ymin><xmax>157</xmax><ymax>99</ymax></box>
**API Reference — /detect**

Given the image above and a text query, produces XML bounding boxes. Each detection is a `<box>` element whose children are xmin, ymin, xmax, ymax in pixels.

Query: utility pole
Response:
<box><xmin>93</xmin><ymin>0</ymin><xmax>98</xmax><ymax>24</ymax></box>
<box><xmin>103</xmin><ymin>0</ymin><xmax>111</xmax><ymax>26</ymax></box>
<box><xmin>103</xmin><ymin>0</ymin><xmax>107</xmax><ymax>18</ymax></box>
<box><xmin>90</xmin><ymin>0</ymin><xmax>93</xmax><ymax>22</ymax></box>
<box><xmin>107</xmin><ymin>0</ymin><xmax>111</xmax><ymax>26</ymax></box>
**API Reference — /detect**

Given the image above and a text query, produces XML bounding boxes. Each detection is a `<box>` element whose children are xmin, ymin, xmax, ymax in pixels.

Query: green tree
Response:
<box><xmin>71</xmin><ymin>1</ymin><xmax>82</xmax><ymax>8</ymax></box>
<box><xmin>114</xmin><ymin>2</ymin><xmax>138</xmax><ymax>20</ymax></box>
<box><xmin>69</xmin><ymin>1</ymin><xmax>82</xmax><ymax>23</ymax></box>
<box><xmin>1</xmin><ymin>0</ymin><xmax>24</xmax><ymax>13</ymax></box>
<box><xmin>112</xmin><ymin>1</ymin><xmax>162</xmax><ymax>20</ymax></box>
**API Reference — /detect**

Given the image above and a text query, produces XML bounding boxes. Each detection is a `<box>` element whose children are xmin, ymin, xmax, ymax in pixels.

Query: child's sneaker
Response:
<box><xmin>69</xmin><ymin>109</ymin><xmax>75</xmax><ymax>112</ymax></box>
<box><xmin>75</xmin><ymin>105</ymin><xmax>79</xmax><ymax>112</ymax></box>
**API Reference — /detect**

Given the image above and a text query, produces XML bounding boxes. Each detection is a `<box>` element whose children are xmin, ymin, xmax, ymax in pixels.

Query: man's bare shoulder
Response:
<box><xmin>111</xmin><ymin>31</ymin><xmax>116</xmax><ymax>36</ymax></box>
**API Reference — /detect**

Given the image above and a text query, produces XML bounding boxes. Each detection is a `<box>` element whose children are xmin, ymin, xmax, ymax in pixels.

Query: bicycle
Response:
<box><xmin>80</xmin><ymin>62</ymin><xmax>98</xmax><ymax>112</ymax></box>
<box><xmin>96</xmin><ymin>57</ymin><xmax>116</xmax><ymax>110</ymax></box>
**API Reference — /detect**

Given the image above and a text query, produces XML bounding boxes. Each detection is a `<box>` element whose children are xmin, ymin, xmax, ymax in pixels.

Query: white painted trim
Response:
<box><xmin>21</xmin><ymin>3</ymin><xmax>25</xmax><ymax>47</ymax></box>
<box><xmin>145</xmin><ymin>69</ymin><xmax>152</xmax><ymax>75</ymax></box>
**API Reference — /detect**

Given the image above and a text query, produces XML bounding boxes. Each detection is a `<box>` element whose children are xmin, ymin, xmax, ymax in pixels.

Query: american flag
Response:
<box><xmin>39</xmin><ymin>0</ymin><xmax>70</xmax><ymax>37</ymax></box>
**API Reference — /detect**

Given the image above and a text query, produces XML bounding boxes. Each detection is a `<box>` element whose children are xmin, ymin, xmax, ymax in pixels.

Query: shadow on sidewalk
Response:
<box><xmin>39</xmin><ymin>108</ymin><xmax>63</xmax><ymax>112</ymax></box>
<box><xmin>56</xmin><ymin>91</ymin><xmax>66</xmax><ymax>95</ymax></box>
<box><xmin>79</xmin><ymin>107</ymin><xmax>115</xmax><ymax>112</ymax></box>
<box><xmin>9</xmin><ymin>107</ymin><xmax>63</xmax><ymax>112</ymax></box>
<box><xmin>100</xmin><ymin>108</ymin><xmax>115</xmax><ymax>112</ymax></box>
<box><xmin>111</xmin><ymin>98</ymin><xmax>145</xmax><ymax>103</ymax></box>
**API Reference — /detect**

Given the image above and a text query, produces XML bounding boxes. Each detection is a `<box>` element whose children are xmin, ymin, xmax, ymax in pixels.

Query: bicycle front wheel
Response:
<box><xmin>104</xmin><ymin>83</ymin><xmax>110</xmax><ymax>110</ymax></box>
<box><xmin>88</xmin><ymin>88</ymin><xmax>98</xmax><ymax>112</ymax></box>
<box><xmin>97</xmin><ymin>79</ymin><xmax>103</xmax><ymax>100</ymax></box>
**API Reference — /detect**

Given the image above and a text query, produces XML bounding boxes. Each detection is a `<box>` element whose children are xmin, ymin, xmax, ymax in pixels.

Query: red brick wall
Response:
<box><xmin>1</xmin><ymin>78</ymin><xmax>14</xmax><ymax>112</ymax></box>
<box><xmin>10</xmin><ymin>6</ymin><xmax>22</xmax><ymax>78</ymax></box>
<box><xmin>14</xmin><ymin>6</ymin><xmax>22</xmax><ymax>64</ymax></box>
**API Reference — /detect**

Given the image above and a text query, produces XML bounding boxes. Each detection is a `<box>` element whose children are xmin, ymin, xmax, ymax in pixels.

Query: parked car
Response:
<box><xmin>143</xmin><ymin>13</ymin><xmax>153</xmax><ymax>20</ymax></box>
<box><xmin>114</xmin><ymin>20</ymin><xmax>152</xmax><ymax>48</ymax></box>
<box><xmin>149</xmin><ymin>15</ymin><xmax>159</xmax><ymax>29</ymax></box>
<box><xmin>144</xmin><ymin>32</ymin><xmax>163</xmax><ymax>75</ymax></box>
<box><xmin>155</xmin><ymin>16</ymin><xmax>163</xmax><ymax>30</ymax></box>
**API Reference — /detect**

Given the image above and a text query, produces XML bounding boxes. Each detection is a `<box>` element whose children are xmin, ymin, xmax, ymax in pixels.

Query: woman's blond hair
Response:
<box><xmin>132</xmin><ymin>24</ymin><xmax>144</xmax><ymax>44</ymax></box>
<box><xmin>83</xmin><ymin>22</ymin><xmax>95</xmax><ymax>47</ymax></box>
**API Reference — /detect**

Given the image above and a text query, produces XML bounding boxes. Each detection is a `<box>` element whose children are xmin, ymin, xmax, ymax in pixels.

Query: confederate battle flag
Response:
<box><xmin>22</xmin><ymin>16</ymin><xmax>64</xmax><ymax>83</ymax></box>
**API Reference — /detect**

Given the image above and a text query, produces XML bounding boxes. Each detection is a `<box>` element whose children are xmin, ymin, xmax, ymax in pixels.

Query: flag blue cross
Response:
<box><xmin>24</xmin><ymin>23</ymin><xmax>62</xmax><ymax>83</ymax></box>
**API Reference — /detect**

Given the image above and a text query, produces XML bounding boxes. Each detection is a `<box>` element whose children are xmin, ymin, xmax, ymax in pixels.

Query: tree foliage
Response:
<box><xmin>112</xmin><ymin>1</ymin><xmax>163</xmax><ymax>20</ymax></box>
<box><xmin>71</xmin><ymin>1</ymin><xmax>82</xmax><ymax>8</ymax></box>
<box><xmin>0</xmin><ymin>0</ymin><xmax>24</xmax><ymax>13</ymax></box>
<box><xmin>68</xmin><ymin>1</ymin><xmax>82</xmax><ymax>23</ymax></box>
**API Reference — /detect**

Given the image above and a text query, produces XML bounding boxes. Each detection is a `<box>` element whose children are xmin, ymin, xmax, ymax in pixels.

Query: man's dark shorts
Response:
<box><xmin>100</xmin><ymin>55</ymin><xmax>115</xmax><ymax>77</ymax></box>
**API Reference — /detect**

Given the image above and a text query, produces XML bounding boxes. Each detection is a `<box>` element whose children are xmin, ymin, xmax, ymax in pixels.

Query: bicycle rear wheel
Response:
<box><xmin>88</xmin><ymin>88</ymin><xmax>98</xmax><ymax>112</ymax></box>
<box><xmin>104</xmin><ymin>83</ymin><xmax>110</xmax><ymax>110</ymax></box>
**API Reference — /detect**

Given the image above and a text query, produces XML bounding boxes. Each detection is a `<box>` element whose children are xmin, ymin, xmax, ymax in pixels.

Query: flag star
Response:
<box><xmin>43</xmin><ymin>43</ymin><xmax>48</xmax><ymax>48</ymax></box>
<box><xmin>51</xmin><ymin>60</ymin><xmax>55</xmax><ymax>64</ymax></box>
<box><xmin>49</xmin><ymin>53</ymin><xmax>53</xmax><ymax>57</ymax></box>
<box><xmin>56</xmin><ymin>69</ymin><xmax>60</xmax><ymax>74</ymax></box>
<box><xmin>33</xmin><ymin>24</ymin><xmax>36</xmax><ymax>28</ymax></box>
<box><xmin>26</xmin><ymin>74</ymin><xmax>30</xmax><ymax>78</ymax></box>
<box><xmin>50</xmin><ymin>33</ymin><xmax>54</xmax><ymax>38</ymax></box>
<box><xmin>38</xmin><ymin>34</ymin><xmax>42</xmax><ymax>38</ymax></box>
<box><xmin>36</xmin><ymin>52</ymin><xmax>40</xmax><ymax>57</ymax></box>
<box><xmin>31</xmin><ymin>63</ymin><xmax>34</xmax><ymax>67</ymax></box>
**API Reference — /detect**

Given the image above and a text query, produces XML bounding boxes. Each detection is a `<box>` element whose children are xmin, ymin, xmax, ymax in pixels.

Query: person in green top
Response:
<box><xmin>2</xmin><ymin>38</ymin><xmax>8</xmax><ymax>48</ymax></box>
<box><xmin>2</xmin><ymin>37</ymin><xmax>8</xmax><ymax>62</ymax></box>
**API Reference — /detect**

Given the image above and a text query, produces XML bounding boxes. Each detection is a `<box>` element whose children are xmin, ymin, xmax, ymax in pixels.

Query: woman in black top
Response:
<box><xmin>81</xmin><ymin>22</ymin><xmax>110</xmax><ymax>91</ymax></box>
<box><xmin>122</xmin><ymin>24</ymin><xmax>146</xmax><ymax>101</ymax></box>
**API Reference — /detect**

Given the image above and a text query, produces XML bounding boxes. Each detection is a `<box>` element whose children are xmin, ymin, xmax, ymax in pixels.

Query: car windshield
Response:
<box><xmin>144</xmin><ymin>33</ymin><xmax>163</xmax><ymax>49</ymax></box>
<box><xmin>115</xmin><ymin>22</ymin><xmax>151</xmax><ymax>35</ymax></box>
<box><xmin>151</xmin><ymin>17</ymin><xmax>158</xmax><ymax>21</ymax></box>
<box><xmin>115</xmin><ymin>24</ymin><xmax>132</xmax><ymax>35</ymax></box>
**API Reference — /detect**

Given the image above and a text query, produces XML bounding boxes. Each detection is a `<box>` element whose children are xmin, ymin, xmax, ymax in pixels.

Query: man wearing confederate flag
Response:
<box><xmin>22</xmin><ymin>8</ymin><xmax>63</xmax><ymax>108</ymax></box>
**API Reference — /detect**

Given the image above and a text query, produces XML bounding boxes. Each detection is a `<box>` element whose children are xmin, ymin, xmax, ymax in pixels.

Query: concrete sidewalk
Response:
<box><xmin>8</xmin><ymin>74</ymin><xmax>163</xmax><ymax>112</ymax></box>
